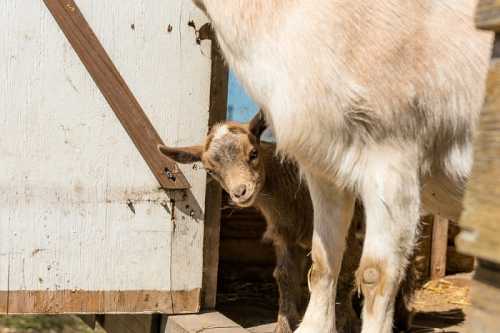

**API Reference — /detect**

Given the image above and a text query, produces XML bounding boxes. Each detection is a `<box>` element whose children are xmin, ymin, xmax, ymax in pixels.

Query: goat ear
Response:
<box><xmin>158</xmin><ymin>144</ymin><xmax>203</xmax><ymax>164</ymax></box>
<box><xmin>248</xmin><ymin>109</ymin><xmax>267</xmax><ymax>140</ymax></box>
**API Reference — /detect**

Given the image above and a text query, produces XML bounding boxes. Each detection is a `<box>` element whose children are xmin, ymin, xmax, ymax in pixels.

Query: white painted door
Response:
<box><xmin>0</xmin><ymin>1</ymin><xmax>211</xmax><ymax>314</ymax></box>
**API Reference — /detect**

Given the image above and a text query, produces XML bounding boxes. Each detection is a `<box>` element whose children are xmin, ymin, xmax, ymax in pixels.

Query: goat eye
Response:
<box><xmin>206</xmin><ymin>169</ymin><xmax>214</xmax><ymax>176</ymax></box>
<box><xmin>249</xmin><ymin>149</ymin><xmax>258</xmax><ymax>161</ymax></box>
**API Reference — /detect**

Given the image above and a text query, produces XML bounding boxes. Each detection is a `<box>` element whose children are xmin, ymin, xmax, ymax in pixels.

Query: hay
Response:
<box><xmin>413</xmin><ymin>276</ymin><xmax>471</xmax><ymax>313</ymax></box>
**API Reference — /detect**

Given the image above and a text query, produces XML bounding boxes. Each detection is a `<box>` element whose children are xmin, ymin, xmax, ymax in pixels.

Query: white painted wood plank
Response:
<box><xmin>0</xmin><ymin>0</ymin><xmax>210</xmax><ymax>308</ymax></box>
<box><xmin>0</xmin><ymin>203</ymin><xmax>8</xmax><ymax>311</ymax></box>
<box><xmin>165</xmin><ymin>5</ymin><xmax>211</xmax><ymax>298</ymax></box>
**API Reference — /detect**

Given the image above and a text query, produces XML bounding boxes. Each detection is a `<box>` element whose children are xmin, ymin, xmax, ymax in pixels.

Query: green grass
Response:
<box><xmin>0</xmin><ymin>315</ymin><xmax>104</xmax><ymax>333</ymax></box>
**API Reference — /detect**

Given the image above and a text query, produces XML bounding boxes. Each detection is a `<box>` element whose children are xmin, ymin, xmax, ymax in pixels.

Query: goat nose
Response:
<box><xmin>233</xmin><ymin>184</ymin><xmax>247</xmax><ymax>198</ymax></box>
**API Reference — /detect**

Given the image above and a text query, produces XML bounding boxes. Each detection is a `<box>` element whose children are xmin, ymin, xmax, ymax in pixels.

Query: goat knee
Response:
<box><xmin>307</xmin><ymin>261</ymin><xmax>332</xmax><ymax>292</ymax></box>
<box><xmin>356</xmin><ymin>260</ymin><xmax>387</xmax><ymax>313</ymax></box>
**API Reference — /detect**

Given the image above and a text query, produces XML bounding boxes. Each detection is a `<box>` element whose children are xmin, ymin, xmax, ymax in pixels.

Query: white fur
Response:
<box><xmin>299</xmin><ymin>174</ymin><xmax>354</xmax><ymax>333</ymax></box>
<box><xmin>194</xmin><ymin>0</ymin><xmax>492</xmax><ymax>332</ymax></box>
<box><xmin>212</xmin><ymin>123</ymin><xmax>229</xmax><ymax>141</ymax></box>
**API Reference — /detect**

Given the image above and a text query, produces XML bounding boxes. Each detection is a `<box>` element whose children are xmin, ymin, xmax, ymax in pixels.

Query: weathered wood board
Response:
<box><xmin>476</xmin><ymin>0</ymin><xmax>500</xmax><ymax>31</ymax></box>
<box><xmin>0</xmin><ymin>1</ymin><xmax>212</xmax><ymax>314</ymax></box>
<box><xmin>460</xmin><ymin>3</ymin><xmax>500</xmax><ymax>331</ymax></box>
<box><xmin>457</xmin><ymin>58</ymin><xmax>500</xmax><ymax>263</ymax></box>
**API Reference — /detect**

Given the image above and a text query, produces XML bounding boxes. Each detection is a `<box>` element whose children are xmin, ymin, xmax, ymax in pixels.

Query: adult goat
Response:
<box><xmin>190</xmin><ymin>1</ymin><xmax>492</xmax><ymax>332</ymax></box>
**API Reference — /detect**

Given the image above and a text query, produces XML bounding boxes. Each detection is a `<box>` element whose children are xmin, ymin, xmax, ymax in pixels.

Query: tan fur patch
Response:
<box><xmin>355</xmin><ymin>258</ymin><xmax>387</xmax><ymax>314</ymax></box>
<box><xmin>226</xmin><ymin>122</ymin><xmax>248</xmax><ymax>135</ymax></box>
<box><xmin>307</xmin><ymin>261</ymin><xmax>327</xmax><ymax>292</ymax></box>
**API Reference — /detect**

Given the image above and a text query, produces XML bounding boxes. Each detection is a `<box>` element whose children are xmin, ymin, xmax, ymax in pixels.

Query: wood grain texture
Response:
<box><xmin>0</xmin><ymin>292</ymin><xmax>6</xmax><ymax>313</ymax></box>
<box><xmin>476</xmin><ymin>0</ymin><xmax>500</xmax><ymax>31</ymax></box>
<box><xmin>465</xmin><ymin>262</ymin><xmax>500</xmax><ymax>333</ymax></box>
<box><xmin>457</xmin><ymin>58</ymin><xmax>500</xmax><ymax>263</ymax></box>
<box><xmin>431</xmin><ymin>216</ymin><xmax>449</xmax><ymax>280</ymax></box>
<box><xmin>0</xmin><ymin>1</ymin><xmax>211</xmax><ymax>314</ymax></box>
<box><xmin>201</xmin><ymin>36</ymin><xmax>228</xmax><ymax>310</ymax></box>
<box><xmin>43</xmin><ymin>0</ymin><xmax>188</xmax><ymax>190</ymax></box>
<box><xmin>2</xmin><ymin>289</ymin><xmax>199</xmax><ymax>314</ymax></box>
<box><xmin>201</xmin><ymin>182</ymin><xmax>223</xmax><ymax>310</ymax></box>
<box><xmin>461</xmin><ymin>11</ymin><xmax>500</xmax><ymax>331</ymax></box>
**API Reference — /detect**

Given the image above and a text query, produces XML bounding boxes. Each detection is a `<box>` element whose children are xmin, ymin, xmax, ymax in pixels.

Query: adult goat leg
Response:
<box><xmin>296</xmin><ymin>174</ymin><xmax>355</xmax><ymax>333</ymax></box>
<box><xmin>357</xmin><ymin>146</ymin><xmax>420</xmax><ymax>333</ymax></box>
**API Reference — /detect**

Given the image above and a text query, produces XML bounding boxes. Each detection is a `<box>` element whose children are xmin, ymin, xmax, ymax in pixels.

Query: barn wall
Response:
<box><xmin>0</xmin><ymin>1</ymin><xmax>212</xmax><ymax>314</ymax></box>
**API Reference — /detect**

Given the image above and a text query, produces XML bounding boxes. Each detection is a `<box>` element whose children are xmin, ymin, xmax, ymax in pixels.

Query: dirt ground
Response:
<box><xmin>217</xmin><ymin>274</ymin><xmax>472</xmax><ymax>333</ymax></box>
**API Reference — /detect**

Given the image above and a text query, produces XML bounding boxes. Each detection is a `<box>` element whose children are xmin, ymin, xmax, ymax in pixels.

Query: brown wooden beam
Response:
<box><xmin>201</xmin><ymin>32</ymin><xmax>228</xmax><ymax>309</ymax></box>
<box><xmin>43</xmin><ymin>0</ymin><xmax>189</xmax><ymax>189</ymax></box>
<box><xmin>2</xmin><ymin>289</ymin><xmax>199</xmax><ymax>314</ymax></box>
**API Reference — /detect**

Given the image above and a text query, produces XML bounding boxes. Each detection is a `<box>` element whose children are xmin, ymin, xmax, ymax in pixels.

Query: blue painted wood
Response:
<box><xmin>227</xmin><ymin>71</ymin><xmax>259</xmax><ymax>122</ymax></box>
<box><xmin>227</xmin><ymin>72</ymin><xmax>275</xmax><ymax>142</ymax></box>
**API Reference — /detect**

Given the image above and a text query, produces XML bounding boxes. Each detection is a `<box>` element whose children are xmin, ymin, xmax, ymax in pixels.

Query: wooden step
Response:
<box><xmin>164</xmin><ymin>312</ymin><xmax>250</xmax><ymax>333</ymax></box>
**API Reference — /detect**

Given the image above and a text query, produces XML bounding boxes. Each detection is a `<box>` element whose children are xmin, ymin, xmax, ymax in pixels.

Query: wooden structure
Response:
<box><xmin>0</xmin><ymin>1</ymin><xmax>482</xmax><ymax>332</ymax></box>
<box><xmin>0</xmin><ymin>0</ymin><xmax>226</xmax><ymax>319</ymax></box>
<box><xmin>456</xmin><ymin>1</ymin><xmax>500</xmax><ymax>332</ymax></box>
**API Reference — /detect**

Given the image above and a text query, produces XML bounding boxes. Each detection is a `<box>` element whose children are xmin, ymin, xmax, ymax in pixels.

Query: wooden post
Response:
<box><xmin>456</xmin><ymin>1</ymin><xmax>500</xmax><ymax>332</ymax></box>
<box><xmin>430</xmin><ymin>216</ymin><xmax>449</xmax><ymax>280</ymax></box>
<box><xmin>200</xmin><ymin>28</ymin><xmax>228</xmax><ymax>310</ymax></box>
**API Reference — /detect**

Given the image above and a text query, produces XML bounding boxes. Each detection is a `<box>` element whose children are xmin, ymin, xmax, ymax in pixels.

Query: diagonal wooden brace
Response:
<box><xmin>43</xmin><ymin>0</ymin><xmax>190</xmax><ymax>189</ymax></box>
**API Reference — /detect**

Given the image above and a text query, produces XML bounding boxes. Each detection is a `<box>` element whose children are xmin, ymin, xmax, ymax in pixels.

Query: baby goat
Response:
<box><xmin>158</xmin><ymin>114</ymin><xmax>413</xmax><ymax>333</ymax></box>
